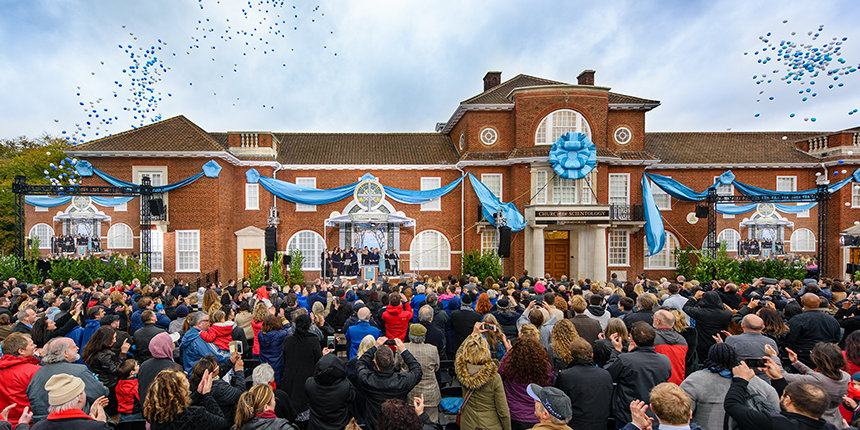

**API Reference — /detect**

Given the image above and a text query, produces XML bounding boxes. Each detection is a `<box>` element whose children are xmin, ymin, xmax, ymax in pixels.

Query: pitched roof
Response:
<box><xmin>460</xmin><ymin>74</ymin><xmax>659</xmax><ymax>106</ymax></box>
<box><xmin>275</xmin><ymin>133</ymin><xmax>460</xmax><ymax>165</ymax></box>
<box><xmin>644</xmin><ymin>132</ymin><xmax>822</xmax><ymax>165</ymax></box>
<box><xmin>70</xmin><ymin>115</ymin><xmax>226</xmax><ymax>152</ymax></box>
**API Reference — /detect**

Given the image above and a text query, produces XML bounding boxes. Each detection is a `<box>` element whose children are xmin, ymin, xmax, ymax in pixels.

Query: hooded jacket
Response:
<box><xmin>684</xmin><ymin>291</ymin><xmax>733</xmax><ymax>365</ymax></box>
<box><xmin>584</xmin><ymin>305</ymin><xmax>610</xmax><ymax>330</ymax></box>
<box><xmin>355</xmin><ymin>346</ymin><xmax>423</xmax><ymax>430</ymax></box>
<box><xmin>654</xmin><ymin>328</ymin><xmax>689</xmax><ymax>384</ymax></box>
<box><xmin>304</xmin><ymin>354</ymin><xmax>355</xmax><ymax>430</ymax></box>
<box><xmin>180</xmin><ymin>326</ymin><xmax>229</xmax><ymax>372</ymax></box>
<box><xmin>66</xmin><ymin>318</ymin><xmax>101</xmax><ymax>350</ymax></box>
<box><xmin>0</xmin><ymin>354</ymin><xmax>41</xmax><ymax>425</ymax></box>
<box><xmin>381</xmin><ymin>302</ymin><xmax>412</xmax><ymax>340</ymax></box>
<box><xmin>455</xmin><ymin>345</ymin><xmax>511</xmax><ymax>430</ymax></box>
<box><xmin>258</xmin><ymin>328</ymin><xmax>289</xmax><ymax>383</ymax></box>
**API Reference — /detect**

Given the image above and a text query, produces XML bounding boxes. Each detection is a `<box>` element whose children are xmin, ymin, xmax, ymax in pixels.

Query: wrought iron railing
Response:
<box><xmin>610</xmin><ymin>204</ymin><xmax>644</xmax><ymax>221</ymax></box>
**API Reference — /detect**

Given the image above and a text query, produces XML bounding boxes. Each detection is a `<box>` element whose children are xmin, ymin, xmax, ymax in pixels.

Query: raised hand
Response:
<box><xmin>1</xmin><ymin>403</ymin><xmax>16</xmax><ymax>422</ymax></box>
<box><xmin>18</xmin><ymin>407</ymin><xmax>32</xmax><ymax>425</ymax></box>
<box><xmin>786</xmin><ymin>347</ymin><xmax>798</xmax><ymax>364</ymax></box>
<box><xmin>732</xmin><ymin>362</ymin><xmax>755</xmax><ymax>381</ymax></box>
<box><xmin>629</xmin><ymin>400</ymin><xmax>653</xmax><ymax>430</ymax></box>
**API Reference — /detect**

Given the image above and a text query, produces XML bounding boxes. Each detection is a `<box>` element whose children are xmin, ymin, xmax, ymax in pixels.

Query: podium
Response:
<box><xmin>361</xmin><ymin>265</ymin><xmax>378</xmax><ymax>283</ymax></box>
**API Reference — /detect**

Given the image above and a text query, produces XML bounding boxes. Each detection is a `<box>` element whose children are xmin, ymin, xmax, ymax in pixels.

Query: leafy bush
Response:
<box><xmin>288</xmin><ymin>249</ymin><xmax>305</xmax><ymax>286</ymax></box>
<box><xmin>0</xmin><ymin>254</ymin><xmax>149</xmax><ymax>287</ymax></box>
<box><xmin>679</xmin><ymin>242</ymin><xmax>808</xmax><ymax>284</ymax></box>
<box><xmin>246</xmin><ymin>254</ymin><xmax>266</xmax><ymax>290</ymax></box>
<box><xmin>673</xmin><ymin>246</ymin><xmax>695</xmax><ymax>280</ymax></box>
<box><xmin>270</xmin><ymin>252</ymin><xmax>286</xmax><ymax>288</ymax></box>
<box><xmin>462</xmin><ymin>250</ymin><xmax>502</xmax><ymax>281</ymax></box>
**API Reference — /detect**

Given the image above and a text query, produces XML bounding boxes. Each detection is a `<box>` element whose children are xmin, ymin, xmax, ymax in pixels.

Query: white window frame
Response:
<box><xmin>776</xmin><ymin>176</ymin><xmax>808</xmax><ymax>217</ymax></box>
<box><xmin>714</xmin><ymin>176</ymin><xmax>735</xmax><ymax>219</ymax></box>
<box><xmin>34</xmin><ymin>205</ymin><xmax>48</xmax><ymax>213</ymax></box>
<box><xmin>790</xmin><ymin>228</ymin><xmax>816</xmax><ymax>252</ymax></box>
<box><xmin>295</xmin><ymin>177</ymin><xmax>317</xmax><ymax>212</ymax></box>
<box><xmin>420</xmin><ymin>177</ymin><xmax>442</xmax><ymax>211</ymax></box>
<box><xmin>533</xmin><ymin>170</ymin><xmax>548</xmax><ymax>204</ymax></box>
<box><xmin>717</xmin><ymin>228</ymin><xmax>741</xmax><ymax>253</ymax></box>
<box><xmin>608</xmin><ymin>173</ymin><xmax>630</xmax><ymax>206</ymax></box>
<box><xmin>644</xmin><ymin>232</ymin><xmax>679</xmax><ymax>269</ymax></box>
<box><xmin>534</xmin><ymin>109</ymin><xmax>592</xmax><ymax>145</ymax></box>
<box><xmin>133</xmin><ymin>166</ymin><xmax>168</xmax><ymax>213</ymax></box>
<box><xmin>28</xmin><ymin>223</ymin><xmax>53</xmax><ymax>249</ymax></box>
<box><xmin>481</xmin><ymin>173</ymin><xmax>503</xmax><ymax>200</ymax></box>
<box><xmin>286</xmin><ymin>230</ymin><xmax>325</xmax><ymax>270</ymax></box>
<box><xmin>107</xmin><ymin>223</ymin><xmax>134</xmax><ymax>249</ymax></box>
<box><xmin>410</xmin><ymin>230</ymin><xmax>451</xmax><ymax>270</ymax></box>
<box><xmin>114</xmin><ymin>202</ymin><xmax>127</xmax><ymax>212</ymax></box>
<box><xmin>481</xmin><ymin>229</ymin><xmax>499</xmax><ymax>256</ymax></box>
<box><xmin>853</xmin><ymin>183</ymin><xmax>860</xmax><ymax>208</ymax></box>
<box><xmin>651</xmin><ymin>178</ymin><xmax>671</xmax><ymax>210</ymax></box>
<box><xmin>175</xmin><ymin>230</ymin><xmax>200</xmax><ymax>273</ymax></box>
<box><xmin>608</xmin><ymin>230</ymin><xmax>629</xmax><ymax>267</ymax></box>
<box><xmin>552</xmin><ymin>175</ymin><xmax>578</xmax><ymax>204</ymax></box>
<box><xmin>245</xmin><ymin>183</ymin><xmax>260</xmax><ymax>211</ymax></box>
<box><xmin>141</xmin><ymin>228</ymin><xmax>164</xmax><ymax>273</ymax></box>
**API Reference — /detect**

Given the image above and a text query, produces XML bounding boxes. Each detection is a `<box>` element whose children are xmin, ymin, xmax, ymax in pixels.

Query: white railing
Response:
<box><xmin>853</xmin><ymin>132</ymin><xmax>860</xmax><ymax>147</ymax></box>
<box><xmin>808</xmin><ymin>136</ymin><xmax>827</xmax><ymax>152</ymax></box>
<box><xmin>240</xmin><ymin>133</ymin><xmax>259</xmax><ymax>148</ymax></box>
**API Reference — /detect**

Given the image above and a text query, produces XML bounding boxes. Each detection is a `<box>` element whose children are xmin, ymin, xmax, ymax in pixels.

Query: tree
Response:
<box><xmin>288</xmin><ymin>249</ymin><xmax>305</xmax><ymax>286</ymax></box>
<box><xmin>462</xmin><ymin>250</ymin><xmax>502</xmax><ymax>281</ymax></box>
<box><xmin>0</xmin><ymin>135</ymin><xmax>76</xmax><ymax>255</ymax></box>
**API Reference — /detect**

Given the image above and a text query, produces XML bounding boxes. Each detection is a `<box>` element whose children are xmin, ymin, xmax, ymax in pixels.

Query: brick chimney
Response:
<box><xmin>577</xmin><ymin>69</ymin><xmax>595</xmax><ymax>86</ymax></box>
<box><xmin>483</xmin><ymin>71</ymin><xmax>501</xmax><ymax>91</ymax></box>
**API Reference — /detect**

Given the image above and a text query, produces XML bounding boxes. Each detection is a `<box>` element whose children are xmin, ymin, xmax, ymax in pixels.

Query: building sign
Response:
<box><xmin>354</xmin><ymin>179</ymin><xmax>385</xmax><ymax>211</ymax></box>
<box><xmin>530</xmin><ymin>205</ymin><xmax>611</xmax><ymax>225</ymax></box>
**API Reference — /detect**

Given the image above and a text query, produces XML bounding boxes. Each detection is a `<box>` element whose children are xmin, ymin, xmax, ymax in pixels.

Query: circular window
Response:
<box><xmin>459</xmin><ymin>133</ymin><xmax>465</xmax><ymax>150</ymax></box>
<box><xmin>480</xmin><ymin>127</ymin><xmax>498</xmax><ymax>146</ymax></box>
<box><xmin>614</xmin><ymin>127</ymin><xmax>632</xmax><ymax>145</ymax></box>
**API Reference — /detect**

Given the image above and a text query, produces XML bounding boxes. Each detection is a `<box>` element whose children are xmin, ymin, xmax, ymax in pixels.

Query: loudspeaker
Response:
<box><xmin>695</xmin><ymin>205</ymin><xmax>709</xmax><ymax>218</ymax></box>
<box><xmin>149</xmin><ymin>198</ymin><xmax>165</xmax><ymax>216</ymax></box>
<box><xmin>265</xmin><ymin>226</ymin><xmax>277</xmax><ymax>262</ymax></box>
<box><xmin>497</xmin><ymin>226</ymin><xmax>512</xmax><ymax>258</ymax></box>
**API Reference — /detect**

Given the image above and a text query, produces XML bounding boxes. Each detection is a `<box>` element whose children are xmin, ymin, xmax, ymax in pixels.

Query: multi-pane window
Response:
<box><xmin>714</xmin><ymin>176</ymin><xmax>735</xmax><ymax>219</ymax></box>
<box><xmin>608</xmin><ymin>230</ymin><xmax>629</xmax><ymax>266</ymax></box>
<box><xmin>609</xmin><ymin>174</ymin><xmax>629</xmax><ymax>206</ymax></box>
<box><xmin>114</xmin><ymin>202</ymin><xmax>127</xmax><ymax>212</ymax></box>
<box><xmin>581</xmin><ymin>170</ymin><xmax>595</xmax><ymax>204</ymax></box>
<box><xmin>107</xmin><ymin>223</ymin><xmax>133</xmax><ymax>249</ymax></box>
<box><xmin>481</xmin><ymin>174</ymin><xmax>503</xmax><ymax>200</ymax></box>
<box><xmin>148</xmin><ymin>229</ymin><xmax>164</xmax><ymax>273</ymax></box>
<box><xmin>287</xmin><ymin>230</ymin><xmax>325</xmax><ymax>270</ymax></box>
<box><xmin>644</xmin><ymin>232</ymin><xmax>679</xmax><ymax>268</ymax></box>
<box><xmin>717</xmin><ymin>229</ymin><xmax>741</xmax><ymax>252</ymax></box>
<box><xmin>176</xmin><ymin>230</ymin><xmax>200</xmax><ymax>272</ymax></box>
<box><xmin>245</xmin><ymin>183</ymin><xmax>259</xmax><ymax>210</ymax></box>
<box><xmin>138</xmin><ymin>172</ymin><xmax>163</xmax><ymax>186</ymax></box>
<box><xmin>651</xmin><ymin>179</ymin><xmax>671</xmax><ymax>210</ymax></box>
<box><xmin>534</xmin><ymin>109</ymin><xmax>592</xmax><ymax>145</ymax></box>
<box><xmin>552</xmin><ymin>176</ymin><xmax>578</xmax><ymax>204</ymax></box>
<box><xmin>853</xmin><ymin>183</ymin><xmax>860</xmax><ymax>208</ymax></box>
<box><xmin>420</xmin><ymin>177</ymin><xmax>442</xmax><ymax>211</ymax></box>
<box><xmin>481</xmin><ymin>229</ymin><xmax>499</xmax><ymax>256</ymax></box>
<box><xmin>295</xmin><ymin>178</ymin><xmax>317</xmax><ymax>212</ymax></box>
<box><xmin>777</xmin><ymin>176</ymin><xmax>807</xmax><ymax>217</ymax></box>
<box><xmin>410</xmin><ymin>230</ymin><xmax>451</xmax><ymax>270</ymax></box>
<box><xmin>533</xmin><ymin>170</ymin><xmax>548</xmax><ymax>204</ymax></box>
<box><xmin>29</xmin><ymin>223</ymin><xmax>53</xmax><ymax>249</ymax></box>
<box><xmin>790</xmin><ymin>228</ymin><xmax>815</xmax><ymax>252</ymax></box>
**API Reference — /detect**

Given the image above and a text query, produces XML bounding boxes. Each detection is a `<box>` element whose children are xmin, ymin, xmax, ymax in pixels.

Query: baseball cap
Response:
<box><xmin>527</xmin><ymin>383</ymin><xmax>572</xmax><ymax>421</ymax></box>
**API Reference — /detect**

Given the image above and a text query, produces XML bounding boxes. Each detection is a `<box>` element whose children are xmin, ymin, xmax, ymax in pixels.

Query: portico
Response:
<box><xmin>524</xmin><ymin>205</ymin><xmax>611</xmax><ymax>281</ymax></box>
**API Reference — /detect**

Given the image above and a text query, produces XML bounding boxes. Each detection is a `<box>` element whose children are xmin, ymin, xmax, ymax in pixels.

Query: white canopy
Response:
<box><xmin>324</xmin><ymin>211</ymin><xmax>415</xmax><ymax>227</ymax></box>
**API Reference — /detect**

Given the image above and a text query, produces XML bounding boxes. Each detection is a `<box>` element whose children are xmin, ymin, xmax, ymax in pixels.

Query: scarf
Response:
<box><xmin>708</xmin><ymin>367</ymin><xmax>733</xmax><ymax>378</ymax></box>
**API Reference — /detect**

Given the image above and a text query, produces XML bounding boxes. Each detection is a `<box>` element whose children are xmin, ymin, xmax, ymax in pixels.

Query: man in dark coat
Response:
<box><xmin>605</xmin><ymin>321</ymin><xmax>672</xmax><ymax>426</ymax></box>
<box><xmin>784</xmin><ymin>293</ymin><xmax>842</xmax><ymax>367</ymax></box>
<box><xmin>683</xmin><ymin>290</ymin><xmax>733</xmax><ymax>366</ymax></box>
<box><xmin>413</xmin><ymin>305</ymin><xmax>445</xmax><ymax>357</ymax></box>
<box><xmin>305</xmin><ymin>353</ymin><xmax>355</xmax><ymax>430</ymax></box>
<box><xmin>623</xmin><ymin>294</ymin><xmax>657</xmax><ymax>330</ymax></box>
<box><xmin>555</xmin><ymin>338</ymin><xmax>613</xmax><ymax>430</ymax></box>
<box><xmin>132</xmin><ymin>310</ymin><xmax>166</xmax><ymax>363</ymax></box>
<box><xmin>355</xmin><ymin>337</ymin><xmax>422</xmax><ymax>430</ymax></box>
<box><xmin>450</xmin><ymin>295</ymin><xmax>482</xmax><ymax>350</ymax></box>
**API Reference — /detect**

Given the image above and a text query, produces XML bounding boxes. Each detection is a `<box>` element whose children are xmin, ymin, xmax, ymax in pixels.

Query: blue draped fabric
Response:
<box><xmin>549</xmin><ymin>132</ymin><xmax>597</xmax><ymax>180</ymax></box>
<box><xmin>384</xmin><ymin>175</ymin><xmax>465</xmax><ymax>204</ymax></box>
<box><xmin>467</xmin><ymin>173</ymin><xmax>527</xmax><ymax>232</ymax></box>
<box><xmin>75</xmin><ymin>159</ymin><xmax>221</xmax><ymax>192</ymax></box>
<box><xmin>246</xmin><ymin>168</ymin><xmax>359</xmax><ymax>205</ymax></box>
<box><xmin>643</xmin><ymin>168</ymin><xmax>860</xmax><ymax>255</ymax></box>
<box><xmin>25</xmin><ymin>195</ymin><xmax>135</xmax><ymax>208</ymax></box>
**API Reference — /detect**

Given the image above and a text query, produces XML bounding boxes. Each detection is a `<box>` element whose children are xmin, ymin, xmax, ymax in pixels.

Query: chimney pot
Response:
<box><xmin>483</xmin><ymin>71</ymin><xmax>501</xmax><ymax>91</ymax></box>
<box><xmin>577</xmin><ymin>69</ymin><xmax>595</xmax><ymax>86</ymax></box>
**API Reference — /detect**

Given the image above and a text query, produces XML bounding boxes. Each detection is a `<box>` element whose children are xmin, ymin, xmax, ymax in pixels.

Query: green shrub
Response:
<box><xmin>288</xmin><ymin>249</ymin><xmax>305</xmax><ymax>286</ymax></box>
<box><xmin>462</xmin><ymin>250</ymin><xmax>502</xmax><ymax>282</ymax></box>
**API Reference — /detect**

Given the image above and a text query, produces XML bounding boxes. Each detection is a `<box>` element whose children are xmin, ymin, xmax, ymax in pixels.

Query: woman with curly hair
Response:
<box><xmin>202</xmin><ymin>289</ymin><xmax>221</xmax><ymax>314</ymax></box>
<box><xmin>144</xmin><ymin>368</ymin><xmax>229</xmax><ymax>430</ymax></box>
<box><xmin>378</xmin><ymin>398</ymin><xmax>424</xmax><ymax>430</ymax></box>
<box><xmin>481</xmin><ymin>314</ymin><xmax>510</xmax><ymax>360</ymax></box>
<box><xmin>548</xmin><ymin>319</ymin><xmax>578</xmax><ymax>375</ymax></box>
<box><xmin>251</xmin><ymin>301</ymin><xmax>268</xmax><ymax>358</ymax></box>
<box><xmin>553</xmin><ymin>296</ymin><xmax>572</xmax><ymax>319</ymax></box>
<box><xmin>475</xmin><ymin>293</ymin><xmax>493</xmax><ymax>315</ymax></box>
<box><xmin>455</xmin><ymin>332</ymin><xmax>511</xmax><ymax>430</ymax></box>
<box><xmin>498</xmin><ymin>335</ymin><xmax>552</xmax><ymax>430</ymax></box>
<box><xmin>518</xmin><ymin>323</ymin><xmax>540</xmax><ymax>343</ymax></box>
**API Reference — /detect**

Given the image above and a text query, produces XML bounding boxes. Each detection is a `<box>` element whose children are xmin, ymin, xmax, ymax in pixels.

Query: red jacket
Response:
<box><xmin>252</xmin><ymin>320</ymin><xmax>264</xmax><ymax>355</ymax></box>
<box><xmin>654</xmin><ymin>328</ymin><xmax>688</xmax><ymax>385</ymax></box>
<box><xmin>0</xmin><ymin>354</ymin><xmax>41</xmax><ymax>425</ymax></box>
<box><xmin>199</xmin><ymin>322</ymin><xmax>235</xmax><ymax>351</ymax></box>
<box><xmin>381</xmin><ymin>303</ymin><xmax>412</xmax><ymax>340</ymax></box>
<box><xmin>115</xmin><ymin>378</ymin><xmax>140</xmax><ymax>414</ymax></box>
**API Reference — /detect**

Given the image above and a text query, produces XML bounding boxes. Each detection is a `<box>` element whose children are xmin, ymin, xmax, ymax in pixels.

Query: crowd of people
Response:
<box><xmin>0</xmin><ymin>270</ymin><xmax>860</xmax><ymax>430</ymax></box>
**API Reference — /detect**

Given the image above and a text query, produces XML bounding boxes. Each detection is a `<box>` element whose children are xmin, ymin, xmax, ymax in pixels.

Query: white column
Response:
<box><xmin>532</xmin><ymin>225</ymin><xmax>546</xmax><ymax>277</ymax></box>
<box><xmin>592</xmin><ymin>225</ymin><xmax>609</xmax><ymax>282</ymax></box>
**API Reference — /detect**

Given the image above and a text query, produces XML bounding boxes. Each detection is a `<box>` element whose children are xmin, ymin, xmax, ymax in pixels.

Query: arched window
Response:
<box><xmin>107</xmin><ymin>223</ymin><xmax>133</xmax><ymax>249</ymax></box>
<box><xmin>717</xmin><ymin>229</ymin><xmax>741</xmax><ymax>253</ymax></box>
<box><xmin>645</xmin><ymin>232</ymin><xmax>679</xmax><ymax>269</ymax></box>
<box><xmin>410</xmin><ymin>230</ymin><xmax>451</xmax><ymax>270</ymax></box>
<box><xmin>28</xmin><ymin>223</ymin><xmax>53</xmax><ymax>249</ymax></box>
<box><xmin>286</xmin><ymin>230</ymin><xmax>325</xmax><ymax>270</ymax></box>
<box><xmin>790</xmin><ymin>228</ymin><xmax>815</xmax><ymax>252</ymax></box>
<box><xmin>534</xmin><ymin>109</ymin><xmax>592</xmax><ymax>145</ymax></box>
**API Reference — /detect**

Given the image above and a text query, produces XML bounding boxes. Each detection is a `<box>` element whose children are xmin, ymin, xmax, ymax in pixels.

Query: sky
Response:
<box><xmin>2</xmin><ymin>0</ymin><xmax>860</xmax><ymax>143</ymax></box>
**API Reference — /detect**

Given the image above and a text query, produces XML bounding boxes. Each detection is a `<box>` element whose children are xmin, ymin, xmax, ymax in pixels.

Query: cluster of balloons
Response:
<box><xmin>60</xmin><ymin>0</ymin><xmax>333</xmax><ymax>147</ymax></box>
<box><xmin>748</xmin><ymin>21</ymin><xmax>858</xmax><ymax>121</ymax></box>
<box><xmin>44</xmin><ymin>154</ymin><xmax>80</xmax><ymax>186</ymax></box>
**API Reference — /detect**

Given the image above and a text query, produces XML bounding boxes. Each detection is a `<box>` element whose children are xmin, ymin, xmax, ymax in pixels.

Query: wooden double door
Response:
<box><xmin>544</xmin><ymin>231</ymin><xmax>570</xmax><ymax>280</ymax></box>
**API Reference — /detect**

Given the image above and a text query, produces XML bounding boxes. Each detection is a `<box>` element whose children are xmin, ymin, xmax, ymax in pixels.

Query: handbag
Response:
<box><xmin>456</xmin><ymin>388</ymin><xmax>475</xmax><ymax>427</ymax></box>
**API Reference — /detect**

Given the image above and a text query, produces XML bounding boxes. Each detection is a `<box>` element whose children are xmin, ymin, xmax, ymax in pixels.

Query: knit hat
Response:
<box><xmin>535</xmin><ymin>282</ymin><xmax>546</xmax><ymax>294</ymax></box>
<box><xmin>148</xmin><ymin>332</ymin><xmax>175</xmax><ymax>359</ymax></box>
<box><xmin>45</xmin><ymin>374</ymin><xmax>85</xmax><ymax>406</ymax></box>
<box><xmin>409</xmin><ymin>324</ymin><xmax>427</xmax><ymax>337</ymax></box>
<box><xmin>496</xmin><ymin>298</ymin><xmax>513</xmax><ymax>311</ymax></box>
<box><xmin>312</xmin><ymin>301</ymin><xmax>325</xmax><ymax>315</ymax></box>
<box><xmin>99</xmin><ymin>314</ymin><xmax>119</xmax><ymax>326</ymax></box>
<box><xmin>175</xmin><ymin>304</ymin><xmax>189</xmax><ymax>318</ymax></box>
<box><xmin>852</xmin><ymin>371</ymin><xmax>860</xmax><ymax>383</ymax></box>
<box><xmin>461</xmin><ymin>294</ymin><xmax>472</xmax><ymax>305</ymax></box>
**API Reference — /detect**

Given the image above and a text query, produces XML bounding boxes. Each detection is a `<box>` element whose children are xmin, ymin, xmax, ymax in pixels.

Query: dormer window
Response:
<box><xmin>535</xmin><ymin>109</ymin><xmax>592</xmax><ymax>145</ymax></box>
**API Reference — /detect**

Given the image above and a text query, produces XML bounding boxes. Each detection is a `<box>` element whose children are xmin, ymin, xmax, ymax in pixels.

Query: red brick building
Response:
<box><xmin>24</xmin><ymin>70</ymin><xmax>860</xmax><ymax>282</ymax></box>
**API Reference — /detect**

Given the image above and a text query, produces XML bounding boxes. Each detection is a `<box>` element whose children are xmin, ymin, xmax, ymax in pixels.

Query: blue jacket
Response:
<box><xmin>258</xmin><ymin>328</ymin><xmax>289</xmax><ymax>382</ymax></box>
<box><xmin>345</xmin><ymin>321</ymin><xmax>381</xmax><ymax>359</ymax></box>
<box><xmin>180</xmin><ymin>326</ymin><xmax>230</xmax><ymax>372</ymax></box>
<box><xmin>129</xmin><ymin>308</ymin><xmax>170</xmax><ymax>334</ymax></box>
<box><xmin>66</xmin><ymin>319</ymin><xmax>101</xmax><ymax>350</ymax></box>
